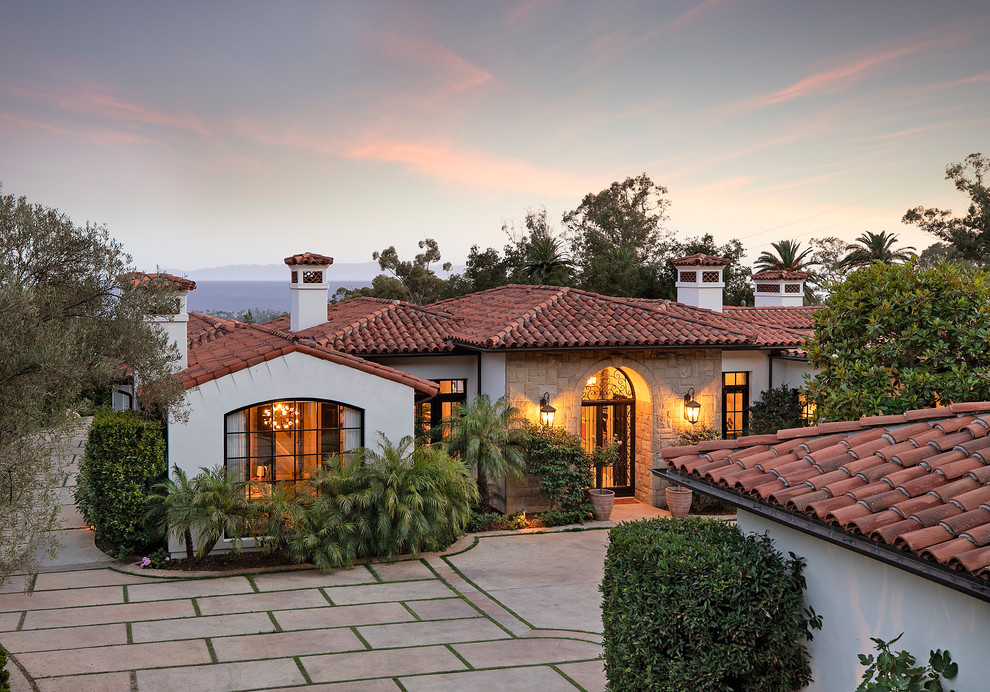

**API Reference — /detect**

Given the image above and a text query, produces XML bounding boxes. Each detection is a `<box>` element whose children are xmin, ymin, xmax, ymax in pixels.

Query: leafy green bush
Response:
<box><xmin>601</xmin><ymin>518</ymin><xmax>821</xmax><ymax>692</ymax></box>
<box><xmin>677</xmin><ymin>426</ymin><xmax>720</xmax><ymax>446</ymax></box>
<box><xmin>522</xmin><ymin>422</ymin><xmax>593</xmax><ymax>512</ymax></box>
<box><xmin>75</xmin><ymin>409</ymin><xmax>166</xmax><ymax>555</ymax></box>
<box><xmin>537</xmin><ymin>506</ymin><xmax>593</xmax><ymax>526</ymax></box>
<box><xmin>806</xmin><ymin>261</ymin><xmax>990</xmax><ymax>420</ymax></box>
<box><xmin>748</xmin><ymin>384</ymin><xmax>807</xmax><ymax>434</ymax></box>
<box><xmin>0</xmin><ymin>640</ymin><xmax>10</xmax><ymax>692</ymax></box>
<box><xmin>262</xmin><ymin>436</ymin><xmax>478</xmax><ymax>570</ymax></box>
<box><xmin>148</xmin><ymin>465</ymin><xmax>255</xmax><ymax>560</ymax></box>
<box><xmin>856</xmin><ymin>634</ymin><xmax>957</xmax><ymax>692</ymax></box>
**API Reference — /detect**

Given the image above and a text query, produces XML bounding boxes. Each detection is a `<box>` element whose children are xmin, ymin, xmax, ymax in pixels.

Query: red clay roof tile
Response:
<box><xmin>662</xmin><ymin>401</ymin><xmax>990</xmax><ymax>583</ymax></box>
<box><xmin>283</xmin><ymin>252</ymin><xmax>334</xmax><ymax>266</ymax></box>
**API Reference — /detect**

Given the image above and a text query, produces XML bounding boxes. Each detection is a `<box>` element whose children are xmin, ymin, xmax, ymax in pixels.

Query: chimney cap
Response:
<box><xmin>751</xmin><ymin>270</ymin><xmax>808</xmax><ymax>281</ymax></box>
<box><xmin>124</xmin><ymin>272</ymin><xmax>197</xmax><ymax>292</ymax></box>
<box><xmin>670</xmin><ymin>254</ymin><xmax>729</xmax><ymax>267</ymax></box>
<box><xmin>284</xmin><ymin>252</ymin><xmax>334</xmax><ymax>266</ymax></box>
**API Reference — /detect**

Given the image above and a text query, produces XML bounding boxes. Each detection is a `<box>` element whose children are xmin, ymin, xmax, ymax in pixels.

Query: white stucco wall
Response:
<box><xmin>772</xmin><ymin>357</ymin><xmax>814</xmax><ymax>391</ymax></box>
<box><xmin>737</xmin><ymin>512</ymin><xmax>990</xmax><ymax>691</ymax></box>
<box><xmin>168</xmin><ymin>350</ymin><xmax>416</xmax><ymax>476</ymax></box>
<box><xmin>721</xmin><ymin>350</ymin><xmax>769</xmax><ymax>403</ymax></box>
<box><xmin>479</xmin><ymin>352</ymin><xmax>507</xmax><ymax>400</ymax></box>
<box><xmin>368</xmin><ymin>355</ymin><xmax>477</xmax><ymax>393</ymax></box>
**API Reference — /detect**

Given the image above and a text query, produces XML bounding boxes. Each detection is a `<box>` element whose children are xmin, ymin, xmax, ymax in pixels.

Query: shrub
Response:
<box><xmin>601</xmin><ymin>518</ymin><xmax>821</xmax><ymax>692</ymax></box>
<box><xmin>522</xmin><ymin>422</ymin><xmax>593</xmax><ymax>512</ymax></box>
<box><xmin>678</xmin><ymin>426</ymin><xmax>720</xmax><ymax>446</ymax></box>
<box><xmin>75</xmin><ymin>409</ymin><xmax>166</xmax><ymax>555</ymax></box>
<box><xmin>856</xmin><ymin>634</ymin><xmax>957</xmax><ymax>692</ymax></box>
<box><xmin>265</xmin><ymin>436</ymin><xmax>478</xmax><ymax>570</ymax></box>
<box><xmin>748</xmin><ymin>384</ymin><xmax>807</xmax><ymax>434</ymax></box>
<box><xmin>0</xmin><ymin>641</ymin><xmax>9</xmax><ymax>692</ymax></box>
<box><xmin>148</xmin><ymin>465</ymin><xmax>256</xmax><ymax>559</ymax></box>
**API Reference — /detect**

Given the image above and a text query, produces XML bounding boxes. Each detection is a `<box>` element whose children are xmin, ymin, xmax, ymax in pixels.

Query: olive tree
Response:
<box><xmin>805</xmin><ymin>261</ymin><xmax>990</xmax><ymax>421</ymax></box>
<box><xmin>0</xmin><ymin>187</ymin><xmax>184</xmax><ymax>584</ymax></box>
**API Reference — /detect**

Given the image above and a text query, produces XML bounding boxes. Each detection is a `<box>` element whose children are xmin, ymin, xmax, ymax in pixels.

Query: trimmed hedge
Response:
<box><xmin>75</xmin><ymin>409</ymin><xmax>166</xmax><ymax>555</ymax></box>
<box><xmin>0</xmin><ymin>640</ymin><xmax>10</xmax><ymax>692</ymax></box>
<box><xmin>601</xmin><ymin>518</ymin><xmax>820</xmax><ymax>692</ymax></box>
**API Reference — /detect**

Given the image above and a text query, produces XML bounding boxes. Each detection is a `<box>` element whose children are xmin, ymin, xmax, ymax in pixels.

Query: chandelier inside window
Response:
<box><xmin>262</xmin><ymin>401</ymin><xmax>299</xmax><ymax>431</ymax></box>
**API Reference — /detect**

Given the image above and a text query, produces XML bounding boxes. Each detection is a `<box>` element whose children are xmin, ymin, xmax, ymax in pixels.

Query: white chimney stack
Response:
<box><xmin>751</xmin><ymin>270</ymin><xmax>807</xmax><ymax>307</ymax></box>
<box><xmin>671</xmin><ymin>254</ymin><xmax>729</xmax><ymax>312</ymax></box>
<box><xmin>284</xmin><ymin>252</ymin><xmax>333</xmax><ymax>332</ymax></box>
<box><xmin>131</xmin><ymin>272</ymin><xmax>196</xmax><ymax>371</ymax></box>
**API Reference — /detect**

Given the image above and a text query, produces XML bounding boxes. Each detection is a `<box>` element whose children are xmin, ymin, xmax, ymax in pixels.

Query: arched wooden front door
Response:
<box><xmin>580</xmin><ymin>367</ymin><xmax>635</xmax><ymax>496</ymax></box>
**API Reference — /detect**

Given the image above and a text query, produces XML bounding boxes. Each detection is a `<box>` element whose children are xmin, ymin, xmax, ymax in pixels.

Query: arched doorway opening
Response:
<box><xmin>581</xmin><ymin>367</ymin><xmax>635</xmax><ymax>496</ymax></box>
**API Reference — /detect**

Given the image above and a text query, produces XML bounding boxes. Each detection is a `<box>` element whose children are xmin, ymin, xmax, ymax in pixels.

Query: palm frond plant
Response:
<box><xmin>754</xmin><ymin>240</ymin><xmax>815</xmax><ymax>273</ymax></box>
<box><xmin>840</xmin><ymin>230</ymin><xmax>917</xmax><ymax>270</ymax></box>
<box><xmin>147</xmin><ymin>466</ymin><xmax>198</xmax><ymax>559</ymax></box>
<box><xmin>523</xmin><ymin>236</ymin><xmax>574</xmax><ymax>285</ymax></box>
<box><xmin>444</xmin><ymin>395</ymin><xmax>528</xmax><ymax>510</ymax></box>
<box><xmin>187</xmin><ymin>465</ymin><xmax>256</xmax><ymax>558</ymax></box>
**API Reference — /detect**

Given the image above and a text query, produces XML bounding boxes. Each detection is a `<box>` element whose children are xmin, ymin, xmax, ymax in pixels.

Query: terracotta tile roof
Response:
<box><xmin>722</xmin><ymin>305</ymin><xmax>822</xmax><ymax>331</ymax></box>
<box><xmin>670</xmin><ymin>254</ymin><xmax>730</xmax><ymax>266</ymax></box>
<box><xmin>266</xmin><ymin>298</ymin><xmax>457</xmax><ymax>354</ymax></box>
<box><xmin>284</xmin><ymin>252</ymin><xmax>334</xmax><ymax>266</ymax></box>
<box><xmin>181</xmin><ymin>312</ymin><xmax>438</xmax><ymax>396</ymax></box>
<box><xmin>435</xmin><ymin>285</ymin><xmax>801</xmax><ymax>349</ymax></box>
<box><xmin>661</xmin><ymin>402</ymin><xmax>990</xmax><ymax>584</ymax></box>
<box><xmin>126</xmin><ymin>272</ymin><xmax>197</xmax><ymax>291</ymax></box>
<box><xmin>751</xmin><ymin>270</ymin><xmax>809</xmax><ymax>281</ymax></box>
<box><xmin>262</xmin><ymin>286</ymin><xmax>811</xmax><ymax>352</ymax></box>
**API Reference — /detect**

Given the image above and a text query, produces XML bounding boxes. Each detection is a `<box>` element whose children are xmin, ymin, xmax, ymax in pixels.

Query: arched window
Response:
<box><xmin>581</xmin><ymin>368</ymin><xmax>635</xmax><ymax>495</ymax></box>
<box><xmin>224</xmin><ymin>399</ymin><xmax>363</xmax><ymax>498</ymax></box>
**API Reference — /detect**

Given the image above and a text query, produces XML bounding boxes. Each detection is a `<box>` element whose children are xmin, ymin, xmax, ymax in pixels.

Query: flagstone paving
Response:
<box><xmin>0</xmin><ymin>422</ymin><xmax>675</xmax><ymax>691</ymax></box>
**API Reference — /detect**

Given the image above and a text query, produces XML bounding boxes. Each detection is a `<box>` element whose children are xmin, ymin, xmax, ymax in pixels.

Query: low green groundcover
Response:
<box><xmin>601</xmin><ymin>518</ymin><xmax>821</xmax><ymax>692</ymax></box>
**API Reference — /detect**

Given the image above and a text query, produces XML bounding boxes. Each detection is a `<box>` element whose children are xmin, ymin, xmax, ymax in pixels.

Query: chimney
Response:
<box><xmin>671</xmin><ymin>254</ymin><xmax>729</xmax><ymax>312</ymax></box>
<box><xmin>284</xmin><ymin>252</ymin><xmax>334</xmax><ymax>332</ymax></box>
<box><xmin>751</xmin><ymin>270</ymin><xmax>807</xmax><ymax>307</ymax></box>
<box><xmin>130</xmin><ymin>272</ymin><xmax>197</xmax><ymax>370</ymax></box>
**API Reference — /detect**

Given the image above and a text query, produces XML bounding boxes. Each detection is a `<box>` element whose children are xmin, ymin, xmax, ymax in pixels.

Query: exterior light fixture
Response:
<box><xmin>540</xmin><ymin>392</ymin><xmax>556</xmax><ymax>427</ymax></box>
<box><xmin>683</xmin><ymin>388</ymin><xmax>701</xmax><ymax>424</ymax></box>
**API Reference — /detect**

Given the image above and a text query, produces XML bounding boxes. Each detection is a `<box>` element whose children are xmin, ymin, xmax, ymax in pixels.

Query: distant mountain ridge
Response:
<box><xmin>163</xmin><ymin>261</ymin><xmax>381</xmax><ymax>282</ymax></box>
<box><xmin>164</xmin><ymin>261</ymin><xmax>465</xmax><ymax>283</ymax></box>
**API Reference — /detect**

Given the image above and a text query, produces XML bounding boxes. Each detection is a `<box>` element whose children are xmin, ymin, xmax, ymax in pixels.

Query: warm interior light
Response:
<box><xmin>540</xmin><ymin>392</ymin><xmax>556</xmax><ymax>427</ymax></box>
<box><xmin>683</xmin><ymin>388</ymin><xmax>701</xmax><ymax>425</ymax></box>
<box><xmin>262</xmin><ymin>401</ymin><xmax>299</xmax><ymax>430</ymax></box>
<box><xmin>586</xmin><ymin>376</ymin><xmax>597</xmax><ymax>386</ymax></box>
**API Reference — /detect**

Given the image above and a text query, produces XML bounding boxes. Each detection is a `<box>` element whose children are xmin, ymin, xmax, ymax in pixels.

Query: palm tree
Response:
<box><xmin>754</xmin><ymin>240</ymin><xmax>815</xmax><ymax>273</ymax></box>
<box><xmin>148</xmin><ymin>466</ymin><xmax>198</xmax><ymax>559</ymax></box>
<box><xmin>523</xmin><ymin>236</ymin><xmax>574</xmax><ymax>285</ymax></box>
<box><xmin>840</xmin><ymin>231</ymin><xmax>916</xmax><ymax>270</ymax></box>
<box><xmin>444</xmin><ymin>395</ymin><xmax>528</xmax><ymax>509</ymax></box>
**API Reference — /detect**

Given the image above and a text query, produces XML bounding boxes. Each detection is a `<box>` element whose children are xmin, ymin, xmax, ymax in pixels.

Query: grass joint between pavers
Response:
<box><xmin>440</xmin><ymin>556</ymin><xmax>537</xmax><ymax>632</ymax></box>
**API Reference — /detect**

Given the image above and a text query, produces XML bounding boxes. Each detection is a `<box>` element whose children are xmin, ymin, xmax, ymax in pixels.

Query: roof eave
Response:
<box><xmin>653</xmin><ymin>467</ymin><xmax>990</xmax><ymax>604</ymax></box>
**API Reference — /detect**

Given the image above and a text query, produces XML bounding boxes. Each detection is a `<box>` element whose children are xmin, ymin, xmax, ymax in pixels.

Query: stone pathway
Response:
<box><xmin>0</xmin><ymin>425</ymin><xmax>671</xmax><ymax>691</ymax></box>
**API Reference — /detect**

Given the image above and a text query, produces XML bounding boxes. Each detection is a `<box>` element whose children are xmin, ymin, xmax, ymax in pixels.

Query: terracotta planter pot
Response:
<box><xmin>588</xmin><ymin>488</ymin><xmax>616</xmax><ymax>521</ymax></box>
<box><xmin>666</xmin><ymin>486</ymin><xmax>692</xmax><ymax>518</ymax></box>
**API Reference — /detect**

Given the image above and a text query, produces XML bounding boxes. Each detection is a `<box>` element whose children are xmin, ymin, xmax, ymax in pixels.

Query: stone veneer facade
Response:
<box><xmin>497</xmin><ymin>348</ymin><xmax>722</xmax><ymax>512</ymax></box>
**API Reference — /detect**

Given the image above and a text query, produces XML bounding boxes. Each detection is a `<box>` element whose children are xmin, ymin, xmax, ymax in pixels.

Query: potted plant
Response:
<box><xmin>588</xmin><ymin>442</ymin><xmax>620</xmax><ymax>521</ymax></box>
<box><xmin>665</xmin><ymin>484</ymin><xmax>692</xmax><ymax>518</ymax></box>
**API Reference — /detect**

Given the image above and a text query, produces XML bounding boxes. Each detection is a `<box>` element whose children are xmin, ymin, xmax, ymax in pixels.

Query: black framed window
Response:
<box><xmin>225</xmin><ymin>399</ymin><xmax>363</xmax><ymax>499</ymax></box>
<box><xmin>722</xmin><ymin>372</ymin><xmax>749</xmax><ymax>439</ymax></box>
<box><xmin>415</xmin><ymin>379</ymin><xmax>467</xmax><ymax>441</ymax></box>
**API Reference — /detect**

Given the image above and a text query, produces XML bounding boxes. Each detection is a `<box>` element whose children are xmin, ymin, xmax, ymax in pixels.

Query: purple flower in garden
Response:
<box><xmin>140</xmin><ymin>557</ymin><xmax>151</xmax><ymax>568</ymax></box>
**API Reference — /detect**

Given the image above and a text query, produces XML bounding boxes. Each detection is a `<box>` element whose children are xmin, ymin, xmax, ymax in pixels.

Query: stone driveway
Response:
<box><xmin>0</xmin><ymin>423</ymin><xmax>667</xmax><ymax>691</ymax></box>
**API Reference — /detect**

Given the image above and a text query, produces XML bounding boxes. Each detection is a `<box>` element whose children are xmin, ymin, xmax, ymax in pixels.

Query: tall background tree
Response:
<box><xmin>903</xmin><ymin>153</ymin><xmax>990</xmax><ymax>264</ymax></box>
<box><xmin>805</xmin><ymin>261</ymin><xmax>990</xmax><ymax>421</ymax></box>
<box><xmin>564</xmin><ymin>173</ymin><xmax>672</xmax><ymax>297</ymax></box>
<box><xmin>839</xmin><ymin>230</ymin><xmax>916</xmax><ymax>270</ymax></box>
<box><xmin>754</xmin><ymin>239</ymin><xmax>815</xmax><ymax>273</ymax></box>
<box><xmin>658</xmin><ymin>234</ymin><xmax>754</xmax><ymax>306</ymax></box>
<box><xmin>0</xmin><ymin>187</ymin><xmax>183</xmax><ymax>583</ymax></box>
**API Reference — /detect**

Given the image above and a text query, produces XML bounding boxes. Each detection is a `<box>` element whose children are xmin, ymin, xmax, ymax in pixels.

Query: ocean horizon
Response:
<box><xmin>187</xmin><ymin>281</ymin><xmax>368</xmax><ymax>314</ymax></box>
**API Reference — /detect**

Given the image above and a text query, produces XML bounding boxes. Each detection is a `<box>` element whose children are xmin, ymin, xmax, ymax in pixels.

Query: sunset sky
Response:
<box><xmin>1</xmin><ymin>1</ymin><xmax>988</xmax><ymax>273</ymax></box>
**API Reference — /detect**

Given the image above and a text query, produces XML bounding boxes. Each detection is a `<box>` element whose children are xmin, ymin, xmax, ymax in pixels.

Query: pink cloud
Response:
<box><xmin>3</xmin><ymin>82</ymin><xmax>209</xmax><ymax>135</ymax></box>
<box><xmin>574</xmin><ymin>0</ymin><xmax>732</xmax><ymax>78</ymax></box>
<box><xmin>503</xmin><ymin>0</ymin><xmax>559</xmax><ymax>28</ymax></box>
<box><xmin>736</xmin><ymin>30</ymin><xmax>971</xmax><ymax>110</ymax></box>
<box><xmin>375</xmin><ymin>35</ymin><xmax>495</xmax><ymax>106</ymax></box>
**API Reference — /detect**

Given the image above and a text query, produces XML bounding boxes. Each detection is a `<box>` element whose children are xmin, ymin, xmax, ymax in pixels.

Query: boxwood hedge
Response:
<box><xmin>74</xmin><ymin>409</ymin><xmax>166</xmax><ymax>555</ymax></box>
<box><xmin>601</xmin><ymin>518</ymin><xmax>821</xmax><ymax>692</ymax></box>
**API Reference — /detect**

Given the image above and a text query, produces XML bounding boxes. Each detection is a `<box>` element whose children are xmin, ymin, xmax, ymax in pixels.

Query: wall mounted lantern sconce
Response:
<box><xmin>540</xmin><ymin>392</ymin><xmax>556</xmax><ymax>427</ymax></box>
<box><xmin>683</xmin><ymin>388</ymin><xmax>701</xmax><ymax>425</ymax></box>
